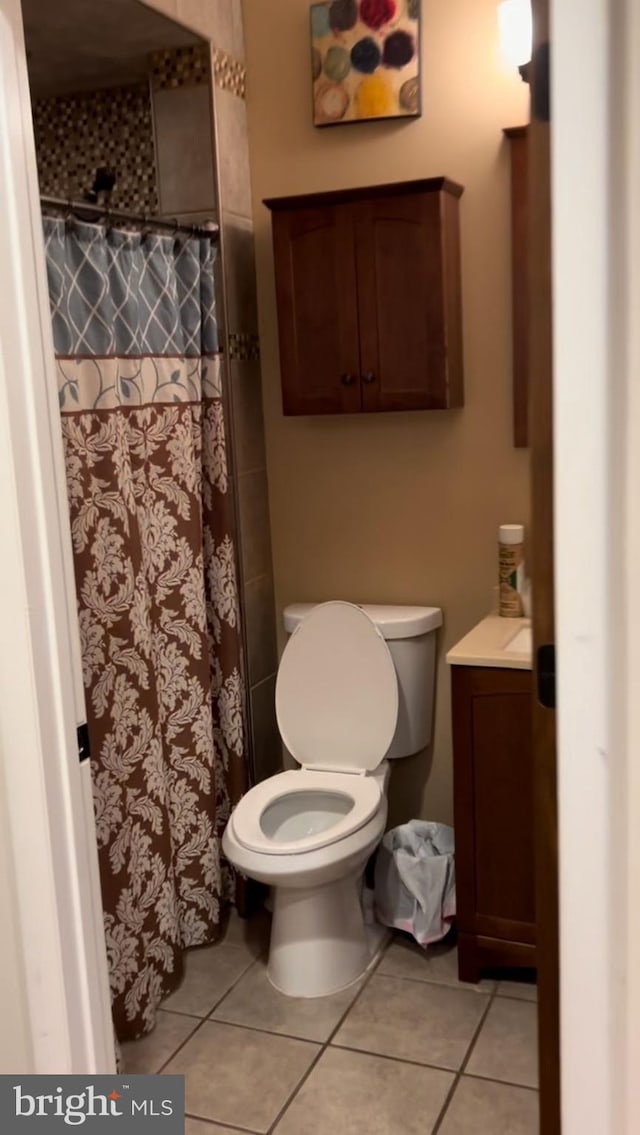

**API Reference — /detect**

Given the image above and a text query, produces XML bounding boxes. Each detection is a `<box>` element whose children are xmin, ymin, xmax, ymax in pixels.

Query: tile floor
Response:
<box><xmin>121</xmin><ymin>913</ymin><xmax>539</xmax><ymax>1134</ymax></box>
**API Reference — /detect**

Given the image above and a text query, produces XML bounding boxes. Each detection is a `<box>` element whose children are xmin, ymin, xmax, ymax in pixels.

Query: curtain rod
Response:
<box><xmin>39</xmin><ymin>196</ymin><xmax>219</xmax><ymax>240</ymax></box>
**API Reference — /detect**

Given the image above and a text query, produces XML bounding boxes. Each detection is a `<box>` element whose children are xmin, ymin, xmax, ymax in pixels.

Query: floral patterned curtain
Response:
<box><xmin>43</xmin><ymin>217</ymin><xmax>247</xmax><ymax>1041</ymax></box>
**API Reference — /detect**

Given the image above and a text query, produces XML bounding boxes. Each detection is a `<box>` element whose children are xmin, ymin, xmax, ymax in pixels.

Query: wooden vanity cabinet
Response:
<box><xmin>264</xmin><ymin>179</ymin><xmax>464</xmax><ymax>416</ymax></box>
<box><xmin>451</xmin><ymin>664</ymin><xmax>536</xmax><ymax>980</ymax></box>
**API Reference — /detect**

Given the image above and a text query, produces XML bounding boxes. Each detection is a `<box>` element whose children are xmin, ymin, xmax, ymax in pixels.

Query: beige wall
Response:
<box><xmin>243</xmin><ymin>0</ymin><xmax>530</xmax><ymax>824</ymax></box>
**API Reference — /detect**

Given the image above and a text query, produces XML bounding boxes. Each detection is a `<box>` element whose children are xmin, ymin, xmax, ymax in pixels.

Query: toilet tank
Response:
<box><xmin>283</xmin><ymin>603</ymin><xmax>442</xmax><ymax>760</ymax></box>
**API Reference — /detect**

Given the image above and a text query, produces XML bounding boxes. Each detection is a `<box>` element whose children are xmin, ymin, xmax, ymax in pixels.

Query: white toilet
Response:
<box><xmin>222</xmin><ymin>600</ymin><xmax>442</xmax><ymax>998</ymax></box>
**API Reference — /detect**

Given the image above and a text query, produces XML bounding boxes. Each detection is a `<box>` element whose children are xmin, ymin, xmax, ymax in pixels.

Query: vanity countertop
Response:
<box><xmin>446</xmin><ymin>614</ymin><xmax>532</xmax><ymax>671</ymax></box>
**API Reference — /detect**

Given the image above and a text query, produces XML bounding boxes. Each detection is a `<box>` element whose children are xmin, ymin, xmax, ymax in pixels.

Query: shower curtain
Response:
<box><xmin>43</xmin><ymin>216</ymin><xmax>247</xmax><ymax>1041</ymax></box>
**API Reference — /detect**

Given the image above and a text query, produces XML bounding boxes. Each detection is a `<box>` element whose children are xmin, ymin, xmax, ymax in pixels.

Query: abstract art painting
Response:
<box><xmin>311</xmin><ymin>0</ymin><xmax>421</xmax><ymax>126</ymax></box>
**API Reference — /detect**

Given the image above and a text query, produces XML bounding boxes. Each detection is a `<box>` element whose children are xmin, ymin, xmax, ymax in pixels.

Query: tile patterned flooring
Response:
<box><xmin>121</xmin><ymin>913</ymin><xmax>539</xmax><ymax>1134</ymax></box>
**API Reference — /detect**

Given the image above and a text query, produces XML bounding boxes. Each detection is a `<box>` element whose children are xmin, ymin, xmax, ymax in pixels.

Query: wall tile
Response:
<box><xmin>245</xmin><ymin>574</ymin><xmax>278</xmax><ymax>686</ymax></box>
<box><xmin>250</xmin><ymin>676</ymin><xmax>282</xmax><ymax>783</ymax></box>
<box><xmin>238</xmin><ymin>468</ymin><xmax>273</xmax><ymax>583</ymax></box>
<box><xmin>223</xmin><ymin>213</ymin><xmax>259</xmax><ymax>333</ymax></box>
<box><xmin>33</xmin><ymin>83</ymin><xmax>158</xmax><ymax>213</ymax></box>
<box><xmin>230</xmin><ymin>359</ymin><xmax>266</xmax><ymax>475</ymax></box>
<box><xmin>151</xmin><ymin>44</ymin><xmax>210</xmax><ymax>90</ymax></box>
<box><xmin>228</xmin><ymin>332</ymin><xmax>260</xmax><ymax>361</ymax></box>
<box><xmin>154</xmin><ymin>84</ymin><xmax>216</xmax><ymax>215</ymax></box>
<box><xmin>215</xmin><ymin>88</ymin><xmax>252</xmax><ymax>218</ymax></box>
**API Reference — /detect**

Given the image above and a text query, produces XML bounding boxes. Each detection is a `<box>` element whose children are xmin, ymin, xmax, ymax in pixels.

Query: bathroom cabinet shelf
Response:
<box><xmin>264</xmin><ymin>179</ymin><xmax>464</xmax><ymax>416</ymax></box>
<box><xmin>451</xmin><ymin>664</ymin><xmax>536</xmax><ymax>979</ymax></box>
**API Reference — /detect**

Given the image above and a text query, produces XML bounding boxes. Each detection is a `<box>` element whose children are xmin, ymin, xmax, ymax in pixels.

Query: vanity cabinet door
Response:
<box><xmin>270</xmin><ymin>202</ymin><xmax>361</xmax><ymax>416</ymax></box>
<box><xmin>452</xmin><ymin>665</ymin><xmax>536</xmax><ymax>980</ymax></box>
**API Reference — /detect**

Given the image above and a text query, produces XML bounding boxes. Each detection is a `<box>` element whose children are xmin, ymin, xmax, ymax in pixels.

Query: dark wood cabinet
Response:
<box><xmin>504</xmin><ymin>125</ymin><xmax>529</xmax><ymax>448</ymax></box>
<box><xmin>451</xmin><ymin>664</ymin><xmax>536</xmax><ymax>980</ymax></box>
<box><xmin>264</xmin><ymin>179</ymin><xmax>464</xmax><ymax>416</ymax></box>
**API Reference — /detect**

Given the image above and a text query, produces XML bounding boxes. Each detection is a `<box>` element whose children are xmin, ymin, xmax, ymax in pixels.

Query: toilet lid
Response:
<box><xmin>276</xmin><ymin>600</ymin><xmax>398</xmax><ymax>773</ymax></box>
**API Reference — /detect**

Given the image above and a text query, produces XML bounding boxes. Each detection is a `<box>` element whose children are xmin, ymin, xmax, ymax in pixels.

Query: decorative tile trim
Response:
<box><xmin>212</xmin><ymin>47</ymin><xmax>247</xmax><ymax>99</ymax></box>
<box><xmin>229</xmin><ymin>333</ymin><xmax>260</xmax><ymax>361</ymax></box>
<box><xmin>151</xmin><ymin>44</ymin><xmax>210</xmax><ymax>90</ymax></box>
<box><xmin>151</xmin><ymin>42</ymin><xmax>246</xmax><ymax>100</ymax></box>
<box><xmin>33</xmin><ymin>83</ymin><xmax>158</xmax><ymax>215</ymax></box>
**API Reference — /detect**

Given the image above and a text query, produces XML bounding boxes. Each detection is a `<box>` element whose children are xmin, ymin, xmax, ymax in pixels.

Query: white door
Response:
<box><xmin>0</xmin><ymin>0</ymin><xmax>114</xmax><ymax>1072</ymax></box>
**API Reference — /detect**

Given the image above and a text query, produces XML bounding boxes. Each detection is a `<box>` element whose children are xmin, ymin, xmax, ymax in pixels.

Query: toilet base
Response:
<box><xmin>267</xmin><ymin>871</ymin><xmax>383</xmax><ymax>998</ymax></box>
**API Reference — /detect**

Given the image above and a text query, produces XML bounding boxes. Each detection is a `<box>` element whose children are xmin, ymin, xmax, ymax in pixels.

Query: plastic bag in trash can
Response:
<box><xmin>374</xmin><ymin>821</ymin><xmax>456</xmax><ymax>946</ymax></box>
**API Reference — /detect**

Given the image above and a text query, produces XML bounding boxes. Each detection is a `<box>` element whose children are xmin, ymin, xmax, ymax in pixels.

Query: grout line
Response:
<box><xmin>430</xmin><ymin>985</ymin><xmax>497</xmax><ymax>1135</ymax></box>
<box><xmin>493</xmin><ymin>992</ymin><xmax>538</xmax><ymax>1004</ymax></box>
<box><xmin>153</xmin><ymin>1014</ymin><xmax>205</xmax><ymax>1077</ymax></box>
<box><xmin>327</xmin><ymin>1039</ymin><xmax>468</xmax><ymax>1075</ymax></box>
<box><xmin>154</xmin><ymin>954</ymin><xmax>264</xmax><ymax>1076</ymax></box>
<box><xmin>462</xmin><ymin>1071</ymin><xmax>539</xmax><ymax>1093</ymax></box>
<box><xmin>264</xmin><ymin>936</ymin><xmax>390</xmax><ymax>1135</ymax></box>
<box><xmin>206</xmin><ymin>1016</ymin><xmax>320</xmax><ymax>1048</ymax></box>
<box><xmin>375</xmin><ymin>968</ymin><xmax>498</xmax><ymax>995</ymax></box>
<box><xmin>207</xmin><ymin>956</ymin><xmax>264</xmax><ymax>1019</ymax></box>
<box><xmin>161</xmin><ymin>1008</ymin><xmax>211</xmax><ymax>1022</ymax></box>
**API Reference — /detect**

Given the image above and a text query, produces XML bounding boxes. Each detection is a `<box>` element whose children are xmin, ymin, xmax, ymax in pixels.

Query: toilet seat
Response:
<box><xmin>276</xmin><ymin>601</ymin><xmax>399</xmax><ymax>773</ymax></box>
<box><xmin>230</xmin><ymin>602</ymin><xmax>398</xmax><ymax>859</ymax></box>
<box><xmin>230</xmin><ymin>769</ymin><xmax>382</xmax><ymax>855</ymax></box>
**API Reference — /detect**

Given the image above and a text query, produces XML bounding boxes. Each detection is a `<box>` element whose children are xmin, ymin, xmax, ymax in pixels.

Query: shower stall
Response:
<box><xmin>9</xmin><ymin>0</ymin><xmax>279</xmax><ymax>1051</ymax></box>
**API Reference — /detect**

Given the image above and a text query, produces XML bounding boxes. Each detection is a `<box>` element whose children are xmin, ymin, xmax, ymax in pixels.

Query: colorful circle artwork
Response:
<box><xmin>355</xmin><ymin>73</ymin><xmax>393</xmax><ymax>117</ymax></box>
<box><xmin>310</xmin><ymin>0</ymin><xmax>421</xmax><ymax>125</ymax></box>
<box><xmin>399</xmin><ymin>76</ymin><xmax>419</xmax><ymax>112</ymax></box>
<box><xmin>359</xmin><ymin>0</ymin><xmax>397</xmax><ymax>31</ymax></box>
<box><xmin>312</xmin><ymin>46</ymin><xmax>322</xmax><ymax>80</ymax></box>
<box><xmin>382</xmin><ymin>29</ymin><xmax>415</xmax><ymax>68</ymax></box>
<box><xmin>329</xmin><ymin>0</ymin><xmax>359</xmax><ymax>32</ymax></box>
<box><xmin>311</xmin><ymin>5</ymin><xmax>331</xmax><ymax>38</ymax></box>
<box><xmin>324</xmin><ymin>45</ymin><xmax>352</xmax><ymax>81</ymax></box>
<box><xmin>351</xmin><ymin>36</ymin><xmax>382</xmax><ymax>74</ymax></box>
<box><xmin>314</xmin><ymin>80</ymin><xmax>350</xmax><ymax>124</ymax></box>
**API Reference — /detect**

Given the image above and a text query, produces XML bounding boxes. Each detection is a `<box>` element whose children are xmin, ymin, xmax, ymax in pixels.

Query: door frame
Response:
<box><xmin>551</xmin><ymin>0</ymin><xmax>639</xmax><ymax>1130</ymax></box>
<box><xmin>0</xmin><ymin>0</ymin><xmax>114</xmax><ymax>1072</ymax></box>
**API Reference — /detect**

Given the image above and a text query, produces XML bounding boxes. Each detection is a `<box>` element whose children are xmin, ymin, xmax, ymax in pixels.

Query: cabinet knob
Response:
<box><xmin>340</xmin><ymin>373</ymin><xmax>355</xmax><ymax>386</ymax></box>
<box><xmin>362</xmin><ymin>371</ymin><xmax>376</xmax><ymax>384</ymax></box>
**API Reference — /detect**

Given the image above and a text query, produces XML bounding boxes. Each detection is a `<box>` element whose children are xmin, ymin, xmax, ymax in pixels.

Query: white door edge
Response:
<box><xmin>552</xmin><ymin>0</ymin><xmax>640</xmax><ymax>1130</ymax></box>
<box><xmin>0</xmin><ymin>0</ymin><xmax>114</xmax><ymax>1073</ymax></box>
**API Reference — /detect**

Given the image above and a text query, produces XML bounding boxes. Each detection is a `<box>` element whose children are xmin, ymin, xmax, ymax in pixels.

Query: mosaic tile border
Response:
<box><xmin>151</xmin><ymin>44</ymin><xmax>210</xmax><ymax>90</ymax></box>
<box><xmin>229</xmin><ymin>332</ymin><xmax>260</xmax><ymax>361</ymax></box>
<box><xmin>212</xmin><ymin>47</ymin><xmax>246</xmax><ymax>99</ymax></box>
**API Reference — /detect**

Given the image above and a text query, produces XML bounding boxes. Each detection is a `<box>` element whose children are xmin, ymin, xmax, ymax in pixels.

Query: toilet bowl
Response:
<box><xmin>223</xmin><ymin>599</ymin><xmax>442</xmax><ymax>998</ymax></box>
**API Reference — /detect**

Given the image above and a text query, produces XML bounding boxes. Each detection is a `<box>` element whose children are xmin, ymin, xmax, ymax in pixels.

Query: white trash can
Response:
<box><xmin>374</xmin><ymin>821</ymin><xmax>456</xmax><ymax>946</ymax></box>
